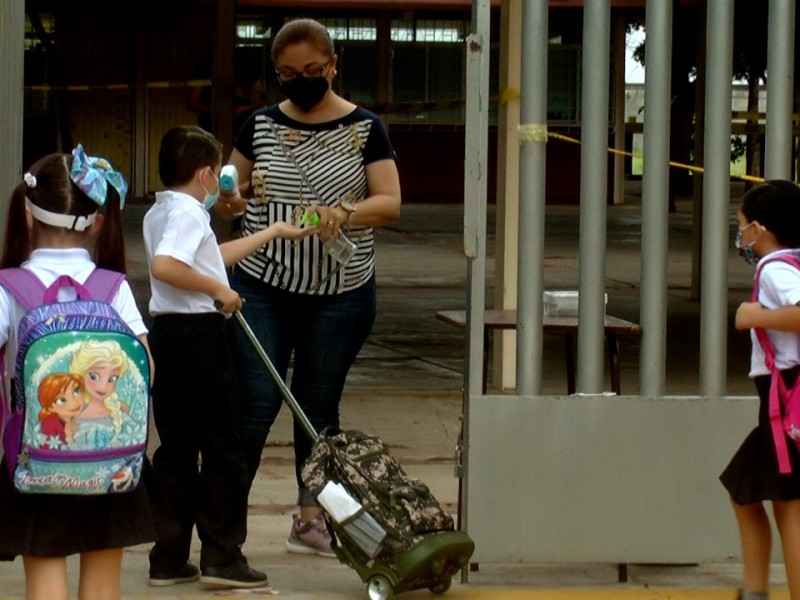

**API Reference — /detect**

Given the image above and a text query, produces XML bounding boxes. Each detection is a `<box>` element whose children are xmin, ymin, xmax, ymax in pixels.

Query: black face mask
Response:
<box><xmin>279</xmin><ymin>76</ymin><xmax>330</xmax><ymax>112</ymax></box>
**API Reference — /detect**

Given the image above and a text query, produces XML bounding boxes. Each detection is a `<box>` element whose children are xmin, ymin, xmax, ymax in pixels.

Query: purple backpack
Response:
<box><xmin>752</xmin><ymin>254</ymin><xmax>800</xmax><ymax>474</ymax></box>
<box><xmin>0</xmin><ymin>268</ymin><xmax>150</xmax><ymax>494</ymax></box>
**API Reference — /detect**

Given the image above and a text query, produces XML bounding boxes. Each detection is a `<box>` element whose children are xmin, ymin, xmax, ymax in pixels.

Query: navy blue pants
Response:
<box><xmin>229</xmin><ymin>268</ymin><xmax>376</xmax><ymax>505</ymax></box>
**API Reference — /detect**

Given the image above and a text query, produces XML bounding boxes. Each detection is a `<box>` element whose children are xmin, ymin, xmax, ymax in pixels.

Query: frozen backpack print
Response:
<box><xmin>0</xmin><ymin>268</ymin><xmax>150</xmax><ymax>494</ymax></box>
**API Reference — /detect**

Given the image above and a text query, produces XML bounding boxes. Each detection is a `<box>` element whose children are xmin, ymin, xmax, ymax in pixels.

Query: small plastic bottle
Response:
<box><xmin>300</xmin><ymin>211</ymin><xmax>357</xmax><ymax>265</ymax></box>
<box><xmin>324</xmin><ymin>233</ymin><xmax>357</xmax><ymax>265</ymax></box>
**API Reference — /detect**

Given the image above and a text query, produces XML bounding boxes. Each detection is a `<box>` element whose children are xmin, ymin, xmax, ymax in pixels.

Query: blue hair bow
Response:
<box><xmin>70</xmin><ymin>144</ymin><xmax>129</xmax><ymax>208</ymax></box>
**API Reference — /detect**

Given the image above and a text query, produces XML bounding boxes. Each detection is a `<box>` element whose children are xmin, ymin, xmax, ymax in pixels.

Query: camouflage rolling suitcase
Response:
<box><xmin>233</xmin><ymin>311</ymin><xmax>474</xmax><ymax>599</ymax></box>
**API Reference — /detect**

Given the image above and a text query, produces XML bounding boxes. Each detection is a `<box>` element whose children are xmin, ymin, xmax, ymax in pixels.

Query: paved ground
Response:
<box><xmin>0</xmin><ymin>183</ymin><xmax>788</xmax><ymax>598</ymax></box>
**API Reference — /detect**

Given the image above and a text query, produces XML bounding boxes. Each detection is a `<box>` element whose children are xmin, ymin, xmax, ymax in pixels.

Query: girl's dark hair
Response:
<box><xmin>740</xmin><ymin>179</ymin><xmax>800</xmax><ymax>248</ymax></box>
<box><xmin>158</xmin><ymin>125</ymin><xmax>222</xmax><ymax>187</ymax></box>
<box><xmin>1</xmin><ymin>153</ymin><xmax>127</xmax><ymax>273</ymax></box>
<box><xmin>271</xmin><ymin>18</ymin><xmax>334</xmax><ymax>63</ymax></box>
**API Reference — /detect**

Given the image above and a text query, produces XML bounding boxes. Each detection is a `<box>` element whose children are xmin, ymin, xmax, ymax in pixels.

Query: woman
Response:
<box><xmin>217</xmin><ymin>18</ymin><xmax>401</xmax><ymax>557</ymax></box>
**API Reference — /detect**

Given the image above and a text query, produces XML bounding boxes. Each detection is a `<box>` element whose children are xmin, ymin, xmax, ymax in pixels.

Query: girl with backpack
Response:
<box><xmin>0</xmin><ymin>147</ymin><xmax>157</xmax><ymax>599</ymax></box>
<box><xmin>721</xmin><ymin>179</ymin><xmax>800</xmax><ymax>600</ymax></box>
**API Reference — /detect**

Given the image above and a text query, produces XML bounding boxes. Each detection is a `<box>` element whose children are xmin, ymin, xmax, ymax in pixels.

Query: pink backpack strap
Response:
<box><xmin>0</xmin><ymin>267</ymin><xmax>124</xmax><ymax>308</ymax></box>
<box><xmin>0</xmin><ymin>268</ymin><xmax>48</xmax><ymax>311</ymax></box>
<box><xmin>83</xmin><ymin>268</ymin><xmax>126</xmax><ymax>303</ymax></box>
<box><xmin>752</xmin><ymin>254</ymin><xmax>800</xmax><ymax>474</ymax></box>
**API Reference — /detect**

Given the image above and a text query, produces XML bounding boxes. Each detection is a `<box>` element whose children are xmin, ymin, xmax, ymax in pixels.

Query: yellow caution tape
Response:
<box><xmin>519</xmin><ymin>123</ymin><xmax>548</xmax><ymax>143</ymax></box>
<box><xmin>547</xmin><ymin>130</ymin><xmax>766</xmax><ymax>183</ymax></box>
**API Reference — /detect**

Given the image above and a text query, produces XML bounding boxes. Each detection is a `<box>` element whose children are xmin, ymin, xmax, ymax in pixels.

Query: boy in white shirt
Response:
<box><xmin>143</xmin><ymin>125</ymin><xmax>310</xmax><ymax>588</ymax></box>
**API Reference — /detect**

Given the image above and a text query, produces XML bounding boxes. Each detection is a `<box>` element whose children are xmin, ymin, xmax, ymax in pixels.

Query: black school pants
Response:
<box><xmin>148</xmin><ymin>312</ymin><xmax>250</xmax><ymax>571</ymax></box>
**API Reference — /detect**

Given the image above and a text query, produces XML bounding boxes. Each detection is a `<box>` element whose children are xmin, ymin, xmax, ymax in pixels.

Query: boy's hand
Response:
<box><xmin>735</xmin><ymin>301</ymin><xmax>764</xmax><ymax>330</ymax></box>
<box><xmin>270</xmin><ymin>220</ymin><xmax>315</xmax><ymax>241</ymax></box>
<box><xmin>214</xmin><ymin>286</ymin><xmax>243</xmax><ymax>314</ymax></box>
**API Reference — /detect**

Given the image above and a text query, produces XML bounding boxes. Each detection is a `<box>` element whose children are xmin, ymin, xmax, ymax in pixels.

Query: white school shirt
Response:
<box><xmin>749</xmin><ymin>249</ymin><xmax>800</xmax><ymax>377</ymax></box>
<box><xmin>0</xmin><ymin>247</ymin><xmax>147</xmax><ymax>355</ymax></box>
<box><xmin>143</xmin><ymin>190</ymin><xmax>228</xmax><ymax>316</ymax></box>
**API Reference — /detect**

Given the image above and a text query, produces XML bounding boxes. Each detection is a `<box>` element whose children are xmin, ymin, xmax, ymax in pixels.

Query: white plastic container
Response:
<box><xmin>543</xmin><ymin>290</ymin><xmax>607</xmax><ymax>317</ymax></box>
<box><xmin>219</xmin><ymin>164</ymin><xmax>238</xmax><ymax>192</ymax></box>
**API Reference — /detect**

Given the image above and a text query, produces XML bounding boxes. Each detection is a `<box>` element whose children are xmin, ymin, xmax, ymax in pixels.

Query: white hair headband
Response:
<box><xmin>25</xmin><ymin>198</ymin><xmax>97</xmax><ymax>232</ymax></box>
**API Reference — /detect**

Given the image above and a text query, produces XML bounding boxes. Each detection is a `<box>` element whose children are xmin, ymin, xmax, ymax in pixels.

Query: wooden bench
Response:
<box><xmin>435</xmin><ymin>309</ymin><xmax>642</xmax><ymax>394</ymax></box>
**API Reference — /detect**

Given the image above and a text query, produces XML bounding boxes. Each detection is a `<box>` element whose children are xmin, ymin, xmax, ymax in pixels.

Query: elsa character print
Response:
<box><xmin>69</xmin><ymin>339</ymin><xmax>134</xmax><ymax>448</ymax></box>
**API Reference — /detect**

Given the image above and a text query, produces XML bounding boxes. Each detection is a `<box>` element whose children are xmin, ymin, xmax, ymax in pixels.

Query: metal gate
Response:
<box><xmin>462</xmin><ymin>0</ymin><xmax>796</xmax><ymax>565</ymax></box>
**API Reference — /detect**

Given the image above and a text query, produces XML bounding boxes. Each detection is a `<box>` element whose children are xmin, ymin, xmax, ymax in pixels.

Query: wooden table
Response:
<box><xmin>435</xmin><ymin>309</ymin><xmax>642</xmax><ymax>394</ymax></box>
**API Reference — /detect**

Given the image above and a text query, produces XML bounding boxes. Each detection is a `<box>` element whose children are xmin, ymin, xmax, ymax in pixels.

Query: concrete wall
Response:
<box><xmin>467</xmin><ymin>394</ymin><xmax>764</xmax><ymax>564</ymax></box>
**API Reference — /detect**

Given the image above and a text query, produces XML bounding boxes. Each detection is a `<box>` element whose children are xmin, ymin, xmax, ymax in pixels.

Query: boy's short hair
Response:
<box><xmin>158</xmin><ymin>126</ymin><xmax>223</xmax><ymax>187</ymax></box>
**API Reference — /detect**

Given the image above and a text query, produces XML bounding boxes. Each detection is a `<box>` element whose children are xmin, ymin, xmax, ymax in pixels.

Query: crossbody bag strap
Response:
<box><xmin>265</xmin><ymin>117</ymin><xmax>346</xmax><ymax>291</ymax></box>
<box><xmin>266</xmin><ymin>117</ymin><xmax>324</xmax><ymax>205</ymax></box>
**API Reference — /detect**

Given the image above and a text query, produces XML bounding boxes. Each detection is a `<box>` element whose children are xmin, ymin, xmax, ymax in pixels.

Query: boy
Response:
<box><xmin>143</xmin><ymin>126</ymin><xmax>310</xmax><ymax>588</ymax></box>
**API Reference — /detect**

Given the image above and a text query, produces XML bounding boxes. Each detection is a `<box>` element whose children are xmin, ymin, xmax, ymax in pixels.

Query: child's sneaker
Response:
<box><xmin>286</xmin><ymin>513</ymin><xmax>336</xmax><ymax>557</ymax></box>
<box><xmin>148</xmin><ymin>561</ymin><xmax>200</xmax><ymax>587</ymax></box>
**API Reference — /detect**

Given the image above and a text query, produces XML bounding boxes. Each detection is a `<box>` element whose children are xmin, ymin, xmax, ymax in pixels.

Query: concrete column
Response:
<box><xmin>0</xmin><ymin>0</ymin><xmax>25</xmax><ymax>232</ymax></box>
<box><xmin>493</xmin><ymin>0</ymin><xmax>522</xmax><ymax>391</ymax></box>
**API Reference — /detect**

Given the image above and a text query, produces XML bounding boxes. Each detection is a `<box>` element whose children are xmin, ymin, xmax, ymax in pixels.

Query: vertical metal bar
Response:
<box><xmin>516</xmin><ymin>0</ymin><xmax>548</xmax><ymax>395</ymax></box>
<box><xmin>577</xmin><ymin>0</ymin><xmax>610</xmax><ymax>393</ymax></box>
<box><xmin>690</xmin><ymin>2</ymin><xmax>707</xmax><ymax>302</ymax></box>
<box><xmin>462</xmin><ymin>0</ymin><xmax>491</xmax><ymax>568</ymax></box>
<box><xmin>700</xmin><ymin>0</ymin><xmax>734</xmax><ymax>396</ymax></box>
<box><xmin>765</xmin><ymin>0</ymin><xmax>795</xmax><ymax>180</ymax></box>
<box><xmin>133</xmin><ymin>18</ymin><xmax>149</xmax><ymax>198</ymax></box>
<box><xmin>0</xmin><ymin>0</ymin><xmax>25</xmax><ymax>231</ymax></box>
<box><xmin>639</xmin><ymin>0</ymin><xmax>673</xmax><ymax>397</ymax></box>
<box><xmin>612</xmin><ymin>15</ymin><xmax>627</xmax><ymax>207</ymax></box>
<box><xmin>213</xmin><ymin>0</ymin><xmax>236</xmax><ymax>155</ymax></box>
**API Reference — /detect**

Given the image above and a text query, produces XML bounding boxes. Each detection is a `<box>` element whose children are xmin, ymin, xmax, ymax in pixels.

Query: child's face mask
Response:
<box><xmin>735</xmin><ymin>222</ymin><xmax>758</xmax><ymax>265</ymax></box>
<box><xmin>201</xmin><ymin>171</ymin><xmax>220</xmax><ymax>212</ymax></box>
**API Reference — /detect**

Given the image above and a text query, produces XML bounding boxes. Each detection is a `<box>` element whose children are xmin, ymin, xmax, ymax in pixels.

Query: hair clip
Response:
<box><xmin>23</xmin><ymin>173</ymin><xmax>37</xmax><ymax>188</ymax></box>
<box><xmin>70</xmin><ymin>144</ymin><xmax>129</xmax><ymax>208</ymax></box>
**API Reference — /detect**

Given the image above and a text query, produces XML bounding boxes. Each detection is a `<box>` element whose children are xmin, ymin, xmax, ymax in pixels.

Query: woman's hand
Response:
<box><xmin>306</xmin><ymin>203</ymin><xmax>349</xmax><ymax>241</ymax></box>
<box><xmin>216</xmin><ymin>184</ymin><xmax>249</xmax><ymax>220</ymax></box>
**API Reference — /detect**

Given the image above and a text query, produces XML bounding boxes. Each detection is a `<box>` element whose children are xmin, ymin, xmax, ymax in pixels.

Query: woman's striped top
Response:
<box><xmin>233</xmin><ymin>105</ymin><xmax>395</xmax><ymax>295</ymax></box>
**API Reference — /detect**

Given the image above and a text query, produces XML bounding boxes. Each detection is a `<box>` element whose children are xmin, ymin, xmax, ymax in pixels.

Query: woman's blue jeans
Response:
<box><xmin>228</xmin><ymin>267</ymin><xmax>376</xmax><ymax>506</ymax></box>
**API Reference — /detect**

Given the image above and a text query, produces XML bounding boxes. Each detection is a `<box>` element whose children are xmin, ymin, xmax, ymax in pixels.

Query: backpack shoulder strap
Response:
<box><xmin>82</xmin><ymin>268</ymin><xmax>126</xmax><ymax>304</ymax></box>
<box><xmin>751</xmin><ymin>254</ymin><xmax>800</xmax><ymax>358</ymax></box>
<box><xmin>0</xmin><ymin>268</ymin><xmax>47</xmax><ymax>311</ymax></box>
<box><xmin>751</xmin><ymin>253</ymin><xmax>800</xmax><ymax>475</ymax></box>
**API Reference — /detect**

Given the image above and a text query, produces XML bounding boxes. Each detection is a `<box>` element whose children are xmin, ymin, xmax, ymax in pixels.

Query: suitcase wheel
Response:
<box><xmin>366</xmin><ymin>574</ymin><xmax>394</xmax><ymax>600</ymax></box>
<box><xmin>429</xmin><ymin>577</ymin><xmax>452</xmax><ymax>595</ymax></box>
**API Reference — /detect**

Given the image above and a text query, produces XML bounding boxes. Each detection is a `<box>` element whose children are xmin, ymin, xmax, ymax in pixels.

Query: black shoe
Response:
<box><xmin>148</xmin><ymin>561</ymin><xmax>200</xmax><ymax>587</ymax></box>
<box><xmin>200</xmin><ymin>561</ymin><xmax>269</xmax><ymax>588</ymax></box>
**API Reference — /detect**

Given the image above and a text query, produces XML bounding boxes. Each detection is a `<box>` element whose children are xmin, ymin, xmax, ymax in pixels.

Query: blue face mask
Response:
<box><xmin>735</xmin><ymin>225</ymin><xmax>758</xmax><ymax>265</ymax></box>
<box><xmin>202</xmin><ymin>172</ymin><xmax>220</xmax><ymax>212</ymax></box>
